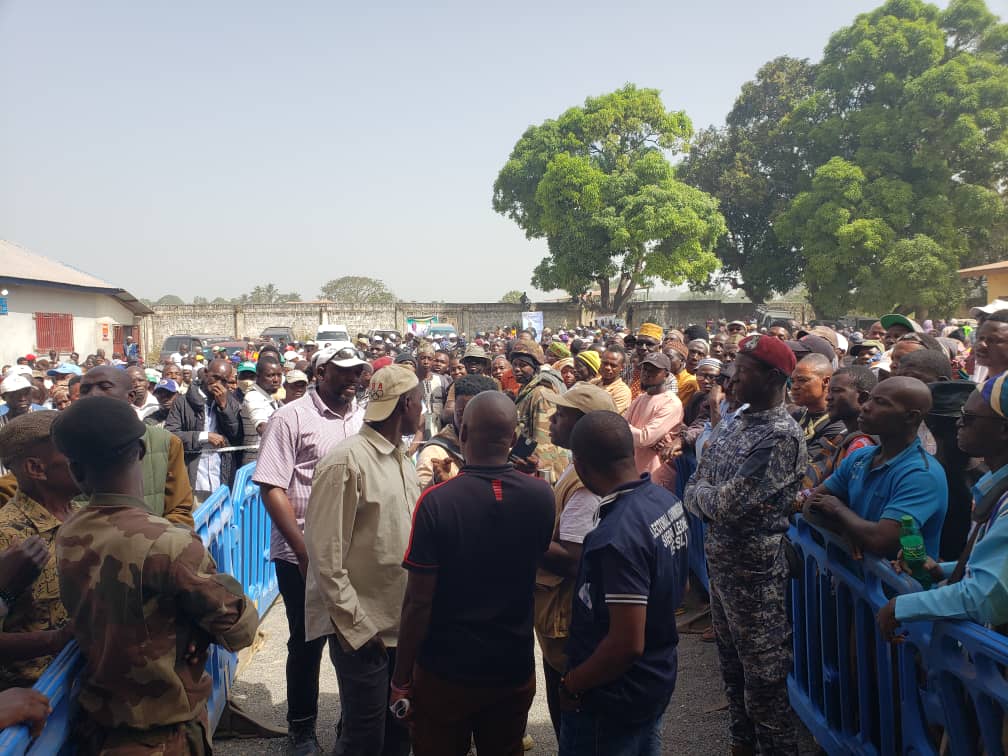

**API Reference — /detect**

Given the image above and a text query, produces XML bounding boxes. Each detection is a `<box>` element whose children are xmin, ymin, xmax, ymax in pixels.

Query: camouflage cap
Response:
<box><xmin>462</xmin><ymin>344</ymin><xmax>490</xmax><ymax>363</ymax></box>
<box><xmin>51</xmin><ymin>396</ymin><xmax>146</xmax><ymax>464</ymax></box>
<box><xmin>0</xmin><ymin>410</ymin><xmax>59</xmax><ymax>467</ymax></box>
<box><xmin>508</xmin><ymin>339</ymin><xmax>545</xmax><ymax>366</ymax></box>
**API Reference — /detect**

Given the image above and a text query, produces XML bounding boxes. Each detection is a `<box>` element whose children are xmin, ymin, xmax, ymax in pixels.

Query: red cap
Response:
<box><xmin>738</xmin><ymin>334</ymin><xmax>796</xmax><ymax>375</ymax></box>
<box><xmin>371</xmin><ymin>356</ymin><xmax>393</xmax><ymax>370</ymax></box>
<box><xmin>25</xmin><ymin>354</ymin><xmax>36</xmax><ymax>361</ymax></box>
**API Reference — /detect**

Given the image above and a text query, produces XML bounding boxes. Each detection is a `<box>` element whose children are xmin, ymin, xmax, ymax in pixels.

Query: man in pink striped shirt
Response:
<box><xmin>623</xmin><ymin>352</ymin><xmax>683</xmax><ymax>492</ymax></box>
<box><xmin>253</xmin><ymin>344</ymin><xmax>366</xmax><ymax>755</ymax></box>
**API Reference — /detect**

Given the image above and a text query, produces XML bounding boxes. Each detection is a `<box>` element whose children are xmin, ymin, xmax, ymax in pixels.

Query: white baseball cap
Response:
<box><xmin>313</xmin><ymin>342</ymin><xmax>366</xmax><ymax>369</ymax></box>
<box><xmin>0</xmin><ymin>374</ymin><xmax>32</xmax><ymax>394</ymax></box>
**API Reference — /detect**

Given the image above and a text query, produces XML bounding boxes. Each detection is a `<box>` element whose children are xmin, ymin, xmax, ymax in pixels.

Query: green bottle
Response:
<box><xmin>899</xmin><ymin>515</ymin><xmax>932</xmax><ymax>589</ymax></box>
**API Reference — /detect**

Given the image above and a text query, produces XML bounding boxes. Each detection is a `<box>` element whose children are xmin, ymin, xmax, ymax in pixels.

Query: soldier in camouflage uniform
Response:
<box><xmin>51</xmin><ymin>397</ymin><xmax>258</xmax><ymax>755</ymax></box>
<box><xmin>0</xmin><ymin>411</ymin><xmax>76</xmax><ymax>690</ymax></box>
<box><xmin>510</xmin><ymin>339</ymin><xmax>568</xmax><ymax>479</ymax></box>
<box><xmin>684</xmin><ymin>334</ymin><xmax>805</xmax><ymax>756</ymax></box>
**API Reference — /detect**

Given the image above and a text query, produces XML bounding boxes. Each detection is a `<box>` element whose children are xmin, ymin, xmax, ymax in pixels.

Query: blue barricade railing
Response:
<box><xmin>0</xmin><ymin>464</ymin><xmax>278</xmax><ymax>753</ymax></box>
<box><xmin>788</xmin><ymin>515</ymin><xmax>1008</xmax><ymax>755</ymax></box>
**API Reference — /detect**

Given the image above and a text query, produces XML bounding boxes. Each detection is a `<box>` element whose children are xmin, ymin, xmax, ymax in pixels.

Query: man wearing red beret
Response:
<box><xmin>683</xmin><ymin>334</ymin><xmax>806</xmax><ymax>755</ymax></box>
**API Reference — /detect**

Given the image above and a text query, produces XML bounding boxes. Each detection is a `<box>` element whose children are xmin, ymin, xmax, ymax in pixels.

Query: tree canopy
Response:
<box><xmin>319</xmin><ymin>276</ymin><xmax>397</xmax><ymax>304</ymax></box>
<box><xmin>493</xmin><ymin>84</ymin><xmax>727</xmax><ymax>314</ymax></box>
<box><xmin>499</xmin><ymin>290</ymin><xmax>525</xmax><ymax>303</ymax></box>
<box><xmin>680</xmin><ymin>57</ymin><xmax>816</xmax><ymax>304</ymax></box>
<box><xmin>781</xmin><ymin>0</ymin><xmax>1008</xmax><ymax>316</ymax></box>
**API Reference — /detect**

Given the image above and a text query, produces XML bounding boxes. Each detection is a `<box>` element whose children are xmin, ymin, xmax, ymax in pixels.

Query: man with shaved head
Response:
<box><xmin>165</xmin><ymin>358</ymin><xmax>243</xmax><ymax>499</ymax></box>
<box><xmin>78</xmin><ymin>366</ymin><xmax>193</xmax><ymax>528</ymax></box>
<box><xmin>392</xmin><ymin>391</ymin><xmax>555</xmax><ymax>756</ymax></box>
<box><xmin>806</xmin><ymin>376</ymin><xmax>949</xmax><ymax>558</ymax></box>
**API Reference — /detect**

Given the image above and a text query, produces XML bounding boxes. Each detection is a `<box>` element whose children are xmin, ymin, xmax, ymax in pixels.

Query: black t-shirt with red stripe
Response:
<box><xmin>403</xmin><ymin>463</ymin><xmax>555</xmax><ymax>685</ymax></box>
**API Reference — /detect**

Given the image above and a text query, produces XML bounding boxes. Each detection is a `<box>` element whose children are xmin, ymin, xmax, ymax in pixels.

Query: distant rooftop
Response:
<box><xmin>0</xmin><ymin>238</ymin><xmax>152</xmax><ymax>315</ymax></box>
<box><xmin>959</xmin><ymin>260</ymin><xmax>1008</xmax><ymax>277</ymax></box>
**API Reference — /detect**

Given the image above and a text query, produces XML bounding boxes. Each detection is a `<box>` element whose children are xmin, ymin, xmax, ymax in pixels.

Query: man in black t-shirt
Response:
<box><xmin>391</xmin><ymin>391</ymin><xmax>555</xmax><ymax>756</ymax></box>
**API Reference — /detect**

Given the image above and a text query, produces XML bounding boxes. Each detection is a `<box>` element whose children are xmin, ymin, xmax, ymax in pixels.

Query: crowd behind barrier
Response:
<box><xmin>0</xmin><ymin>463</ymin><xmax>278</xmax><ymax>754</ymax></box>
<box><xmin>788</xmin><ymin>515</ymin><xmax>1008</xmax><ymax>755</ymax></box>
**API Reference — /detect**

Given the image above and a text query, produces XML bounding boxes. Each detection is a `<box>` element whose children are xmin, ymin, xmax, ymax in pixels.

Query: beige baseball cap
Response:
<box><xmin>546</xmin><ymin>383</ymin><xmax>617</xmax><ymax>414</ymax></box>
<box><xmin>364</xmin><ymin>365</ymin><xmax>419</xmax><ymax>422</ymax></box>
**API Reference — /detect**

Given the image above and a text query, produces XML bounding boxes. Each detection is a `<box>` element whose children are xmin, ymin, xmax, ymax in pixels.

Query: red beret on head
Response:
<box><xmin>371</xmin><ymin>356</ymin><xmax>394</xmax><ymax>370</ymax></box>
<box><xmin>738</xmin><ymin>334</ymin><xmax>797</xmax><ymax>375</ymax></box>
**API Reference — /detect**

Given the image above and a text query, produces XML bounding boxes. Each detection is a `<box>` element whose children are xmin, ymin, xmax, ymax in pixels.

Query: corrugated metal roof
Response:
<box><xmin>0</xmin><ymin>238</ymin><xmax>152</xmax><ymax>315</ymax></box>
<box><xmin>0</xmin><ymin>238</ymin><xmax>113</xmax><ymax>288</ymax></box>
<box><xmin>959</xmin><ymin>260</ymin><xmax>1008</xmax><ymax>276</ymax></box>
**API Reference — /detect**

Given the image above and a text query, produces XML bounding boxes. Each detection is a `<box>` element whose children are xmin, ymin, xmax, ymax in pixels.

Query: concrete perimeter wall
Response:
<box><xmin>140</xmin><ymin>299</ymin><xmax>761</xmax><ymax>354</ymax></box>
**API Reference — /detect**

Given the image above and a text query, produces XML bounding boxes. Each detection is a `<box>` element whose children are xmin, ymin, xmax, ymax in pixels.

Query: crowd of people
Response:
<box><xmin>0</xmin><ymin>302</ymin><xmax>1006</xmax><ymax>755</ymax></box>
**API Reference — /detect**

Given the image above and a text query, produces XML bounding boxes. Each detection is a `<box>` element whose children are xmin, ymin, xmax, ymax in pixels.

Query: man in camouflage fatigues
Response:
<box><xmin>684</xmin><ymin>334</ymin><xmax>805</xmax><ymax>755</ymax></box>
<box><xmin>0</xmin><ymin>411</ymin><xmax>77</xmax><ymax>689</ymax></box>
<box><xmin>52</xmin><ymin>396</ymin><xmax>258</xmax><ymax>755</ymax></box>
<box><xmin>510</xmin><ymin>339</ymin><xmax>568</xmax><ymax>479</ymax></box>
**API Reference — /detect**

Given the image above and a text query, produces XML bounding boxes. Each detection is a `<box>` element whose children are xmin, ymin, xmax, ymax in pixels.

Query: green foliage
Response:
<box><xmin>499</xmin><ymin>290</ymin><xmax>525</xmax><ymax>303</ymax></box>
<box><xmin>155</xmin><ymin>294</ymin><xmax>184</xmax><ymax>306</ymax></box>
<box><xmin>192</xmin><ymin>296</ymin><xmax>209</xmax><ymax>305</ymax></box>
<box><xmin>319</xmin><ymin>276</ymin><xmax>397</xmax><ymax>304</ymax></box>
<box><xmin>779</xmin><ymin>0</ymin><xmax>1008</xmax><ymax>316</ymax></box>
<box><xmin>680</xmin><ymin>57</ymin><xmax>816</xmax><ymax>303</ymax></box>
<box><xmin>493</xmin><ymin>84</ymin><xmax>726</xmax><ymax>314</ymax></box>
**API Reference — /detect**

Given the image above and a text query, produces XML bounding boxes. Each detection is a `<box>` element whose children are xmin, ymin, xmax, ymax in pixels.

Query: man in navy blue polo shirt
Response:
<box><xmin>806</xmin><ymin>376</ymin><xmax>949</xmax><ymax>557</ymax></box>
<box><xmin>558</xmin><ymin>410</ymin><xmax>688</xmax><ymax>756</ymax></box>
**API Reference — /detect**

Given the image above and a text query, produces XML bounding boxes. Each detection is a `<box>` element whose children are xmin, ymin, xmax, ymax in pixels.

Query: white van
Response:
<box><xmin>316</xmin><ymin>324</ymin><xmax>350</xmax><ymax>345</ymax></box>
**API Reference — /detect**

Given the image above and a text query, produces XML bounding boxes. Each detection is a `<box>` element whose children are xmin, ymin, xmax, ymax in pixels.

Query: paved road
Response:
<box><xmin>215</xmin><ymin>597</ymin><xmax>812</xmax><ymax>755</ymax></box>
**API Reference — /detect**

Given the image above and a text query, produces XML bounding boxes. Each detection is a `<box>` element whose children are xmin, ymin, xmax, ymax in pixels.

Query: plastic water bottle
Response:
<box><xmin>899</xmin><ymin>515</ymin><xmax>932</xmax><ymax>589</ymax></box>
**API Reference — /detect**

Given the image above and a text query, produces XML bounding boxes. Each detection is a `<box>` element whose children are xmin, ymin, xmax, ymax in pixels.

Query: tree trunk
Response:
<box><xmin>598</xmin><ymin>277</ymin><xmax>612</xmax><ymax>312</ymax></box>
<box><xmin>611</xmin><ymin>278</ymin><xmax>638</xmax><ymax>316</ymax></box>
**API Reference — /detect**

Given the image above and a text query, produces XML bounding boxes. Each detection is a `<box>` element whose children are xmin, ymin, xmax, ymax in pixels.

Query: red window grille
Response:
<box><xmin>34</xmin><ymin>313</ymin><xmax>75</xmax><ymax>352</ymax></box>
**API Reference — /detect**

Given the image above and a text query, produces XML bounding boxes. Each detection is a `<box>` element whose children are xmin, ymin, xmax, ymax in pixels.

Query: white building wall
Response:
<box><xmin>0</xmin><ymin>284</ymin><xmax>137</xmax><ymax>367</ymax></box>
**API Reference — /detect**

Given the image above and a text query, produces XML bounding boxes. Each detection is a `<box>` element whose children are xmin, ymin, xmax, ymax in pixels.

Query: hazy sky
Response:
<box><xmin>3</xmin><ymin>1</ymin><xmax>1004</xmax><ymax>303</ymax></box>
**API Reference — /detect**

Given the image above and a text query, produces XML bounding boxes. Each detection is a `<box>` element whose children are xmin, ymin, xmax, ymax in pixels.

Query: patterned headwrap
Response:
<box><xmin>697</xmin><ymin>358</ymin><xmax>722</xmax><ymax>373</ymax></box>
<box><xmin>547</xmin><ymin>341</ymin><xmax>571</xmax><ymax>359</ymax></box>
<box><xmin>664</xmin><ymin>340</ymin><xmax>688</xmax><ymax>358</ymax></box>
<box><xmin>980</xmin><ymin>372</ymin><xmax>1008</xmax><ymax>418</ymax></box>
<box><xmin>637</xmin><ymin>323</ymin><xmax>663</xmax><ymax>342</ymax></box>
<box><xmin>553</xmin><ymin>358</ymin><xmax>575</xmax><ymax>372</ymax></box>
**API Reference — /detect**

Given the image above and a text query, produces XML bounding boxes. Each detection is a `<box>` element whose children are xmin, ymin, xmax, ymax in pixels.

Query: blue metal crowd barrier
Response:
<box><xmin>230</xmin><ymin>463</ymin><xmax>280</xmax><ymax>617</ymax></box>
<box><xmin>0</xmin><ymin>467</ymin><xmax>279</xmax><ymax>753</ymax></box>
<box><xmin>788</xmin><ymin>515</ymin><xmax>1008</xmax><ymax>755</ymax></box>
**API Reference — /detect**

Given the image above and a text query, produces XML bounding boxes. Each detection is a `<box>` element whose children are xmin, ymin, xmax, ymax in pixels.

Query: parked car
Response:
<box><xmin>316</xmin><ymin>323</ymin><xmax>350</xmax><ymax>345</ymax></box>
<box><xmin>204</xmin><ymin>339</ymin><xmax>247</xmax><ymax>359</ymax></box>
<box><xmin>427</xmin><ymin>324</ymin><xmax>458</xmax><ymax>341</ymax></box>
<box><xmin>260</xmin><ymin>326</ymin><xmax>295</xmax><ymax>345</ymax></box>
<box><xmin>159</xmin><ymin>334</ymin><xmax>229</xmax><ymax>363</ymax></box>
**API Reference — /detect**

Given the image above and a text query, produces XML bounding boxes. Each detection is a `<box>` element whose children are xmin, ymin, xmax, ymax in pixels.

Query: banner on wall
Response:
<box><xmin>406</xmin><ymin>316</ymin><xmax>438</xmax><ymax>336</ymax></box>
<box><xmin>521</xmin><ymin>311</ymin><xmax>544</xmax><ymax>337</ymax></box>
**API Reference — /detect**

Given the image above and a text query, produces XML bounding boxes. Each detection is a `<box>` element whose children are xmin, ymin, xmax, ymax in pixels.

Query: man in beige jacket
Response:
<box><xmin>304</xmin><ymin>364</ymin><xmax>422</xmax><ymax>756</ymax></box>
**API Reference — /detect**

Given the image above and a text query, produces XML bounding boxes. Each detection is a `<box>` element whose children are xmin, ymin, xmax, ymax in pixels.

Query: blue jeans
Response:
<box><xmin>559</xmin><ymin>707</ymin><xmax>665</xmax><ymax>756</ymax></box>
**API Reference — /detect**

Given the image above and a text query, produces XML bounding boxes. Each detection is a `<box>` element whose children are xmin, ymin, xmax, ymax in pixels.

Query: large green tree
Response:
<box><xmin>680</xmin><ymin>57</ymin><xmax>816</xmax><ymax>304</ymax></box>
<box><xmin>319</xmin><ymin>276</ymin><xmax>397</xmax><ymax>304</ymax></box>
<box><xmin>780</xmin><ymin>0</ymin><xmax>1008</xmax><ymax>317</ymax></box>
<box><xmin>493</xmin><ymin>85</ymin><xmax>727</xmax><ymax>314</ymax></box>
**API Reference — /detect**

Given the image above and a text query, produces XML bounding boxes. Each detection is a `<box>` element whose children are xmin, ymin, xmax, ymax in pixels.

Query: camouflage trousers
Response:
<box><xmin>709</xmin><ymin>568</ymin><xmax>797</xmax><ymax>755</ymax></box>
<box><xmin>75</xmin><ymin>710</ymin><xmax>211</xmax><ymax>755</ymax></box>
